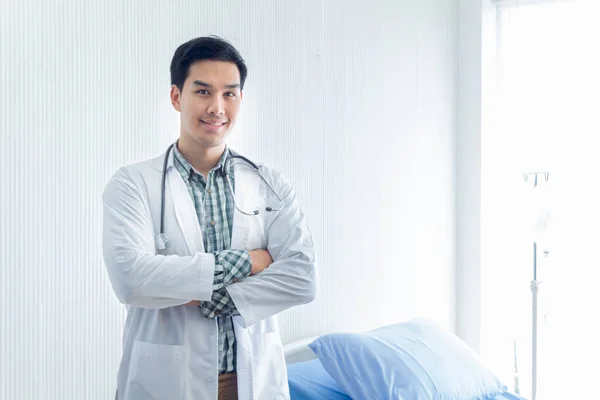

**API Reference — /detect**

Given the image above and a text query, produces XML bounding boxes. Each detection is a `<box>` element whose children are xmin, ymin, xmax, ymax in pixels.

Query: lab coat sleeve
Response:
<box><xmin>102</xmin><ymin>167</ymin><xmax>215</xmax><ymax>308</ymax></box>
<box><xmin>226</xmin><ymin>169</ymin><xmax>318</xmax><ymax>328</ymax></box>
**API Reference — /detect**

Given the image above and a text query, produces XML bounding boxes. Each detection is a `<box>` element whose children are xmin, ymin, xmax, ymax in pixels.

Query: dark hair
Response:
<box><xmin>170</xmin><ymin>36</ymin><xmax>248</xmax><ymax>91</ymax></box>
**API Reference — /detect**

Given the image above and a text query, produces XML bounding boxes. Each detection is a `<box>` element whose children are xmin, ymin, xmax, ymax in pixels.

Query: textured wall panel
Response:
<box><xmin>0</xmin><ymin>0</ymin><xmax>458</xmax><ymax>398</ymax></box>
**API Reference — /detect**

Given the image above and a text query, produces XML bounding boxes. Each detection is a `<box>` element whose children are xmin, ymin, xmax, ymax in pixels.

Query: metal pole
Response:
<box><xmin>531</xmin><ymin>242</ymin><xmax>538</xmax><ymax>400</ymax></box>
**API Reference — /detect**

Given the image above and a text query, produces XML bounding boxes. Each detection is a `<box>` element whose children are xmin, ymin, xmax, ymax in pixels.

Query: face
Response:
<box><xmin>170</xmin><ymin>60</ymin><xmax>243</xmax><ymax>149</ymax></box>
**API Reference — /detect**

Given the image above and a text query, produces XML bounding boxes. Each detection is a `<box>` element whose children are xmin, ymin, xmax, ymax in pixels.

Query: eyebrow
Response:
<box><xmin>192</xmin><ymin>80</ymin><xmax>240</xmax><ymax>89</ymax></box>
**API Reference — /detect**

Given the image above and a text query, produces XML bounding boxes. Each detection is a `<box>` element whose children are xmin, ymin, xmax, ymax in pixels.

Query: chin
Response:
<box><xmin>194</xmin><ymin>132</ymin><xmax>228</xmax><ymax>148</ymax></box>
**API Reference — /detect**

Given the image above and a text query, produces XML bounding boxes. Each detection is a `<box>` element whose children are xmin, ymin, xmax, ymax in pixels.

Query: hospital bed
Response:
<box><xmin>283</xmin><ymin>319</ymin><xmax>529</xmax><ymax>400</ymax></box>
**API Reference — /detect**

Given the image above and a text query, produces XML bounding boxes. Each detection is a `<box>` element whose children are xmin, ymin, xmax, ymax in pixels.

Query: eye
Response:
<box><xmin>225</xmin><ymin>92</ymin><xmax>236</xmax><ymax>97</ymax></box>
<box><xmin>196</xmin><ymin>89</ymin><xmax>209</xmax><ymax>95</ymax></box>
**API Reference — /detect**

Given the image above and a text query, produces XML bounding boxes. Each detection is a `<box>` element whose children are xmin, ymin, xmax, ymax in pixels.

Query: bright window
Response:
<box><xmin>482</xmin><ymin>1</ymin><xmax>600</xmax><ymax>398</ymax></box>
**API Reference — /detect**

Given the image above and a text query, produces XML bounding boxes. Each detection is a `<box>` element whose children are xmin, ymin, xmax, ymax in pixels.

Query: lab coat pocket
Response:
<box><xmin>251</xmin><ymin>331</ymin><xmax>288</xmax><ymax>397</ymax></box>
<box><xmin>124</xmin><ymin>341</ymin><xmax>186</xmax><ymax>400</ymax></box>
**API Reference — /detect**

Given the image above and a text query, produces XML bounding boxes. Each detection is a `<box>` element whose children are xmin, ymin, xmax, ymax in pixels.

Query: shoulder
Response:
<box><xmin>104</xmin><ymin>153</ymin><xmax>163</xmax><ymax>196</ymax></box>
<box><xmin>122</xmin><ymin>155</ymin><xmax>162</xmax><ymax>179</ymax></box>
<box><xmin>253</xmin><ymin>162</ymin><xmax>298</xmax><ymax>202</ymax></box>
<box><xmin>256</xmin><ymin>162</ymin><xmax>284</xmax><ymax>181</ymax></box>
<box><xmin>228</xmin><ymin>149</ymin><xmax>284</xmax><ymax>183</ymax></box>
<box><xmin>228</xmin><ymin>150</ymin><xmax>295</xmax><ymax>199</ymax></box>
<box><xmin>249</xmin><ymin>160</ymin><xmax>289</xmax><ymax>187</ymax></box>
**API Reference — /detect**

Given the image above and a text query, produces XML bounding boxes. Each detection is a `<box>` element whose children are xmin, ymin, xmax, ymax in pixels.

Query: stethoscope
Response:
<box><xmin>155</xmin><ymin>143</ymin><xmax>285</xmax><ymax>250</ymax></box>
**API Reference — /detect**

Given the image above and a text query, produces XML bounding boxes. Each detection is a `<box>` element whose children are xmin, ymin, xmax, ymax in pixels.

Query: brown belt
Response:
<box><xmin>218</xmin><ymin>372</ymin><xmax>238</xmax><ymax>400</ymax></box>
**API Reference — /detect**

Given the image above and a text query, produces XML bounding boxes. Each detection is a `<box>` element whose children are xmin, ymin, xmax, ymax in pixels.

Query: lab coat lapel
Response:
<box><xmin>163</xmin><ymin>149</ymin><xmax>260</xmax><ymax>255</ymax></box>
<box><xmin>230</xmin><ymin>162</ymin><xmax>261</xmax><ymax>251</ymax></box>
<box><xmin>166</xmin><ymin>165</ymin><xmax>205</xmax><ymax>255</ymax></box>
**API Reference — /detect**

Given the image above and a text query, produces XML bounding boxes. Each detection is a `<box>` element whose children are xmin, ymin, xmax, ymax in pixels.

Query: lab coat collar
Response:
<box><xmin>167</xmin><ymin>163</ymin><xmax>205</xmax><ymax>254</ymax></box>
<box><xmin>153</xmin><ymin>142</ymin><xmax>231</xmax><ymax>174</ymax></box>
<box><xmin>229</xmin><ymin>162</ymin><xmax>261</xmax><ymax>251</ymax></box>
<box><xmin>154</xmin><ymin>145</ymin><xmax>175</xmax><ymax>173</ymax></box>
<box><xmin>172</xmin><ymin>143</ymin><xmax>231</xmax><ymax>182</ymax></box>
<box><xmin>148</xmin><ymin>143</ymin><xmax>203</xmax><ymax>254</ymax></box>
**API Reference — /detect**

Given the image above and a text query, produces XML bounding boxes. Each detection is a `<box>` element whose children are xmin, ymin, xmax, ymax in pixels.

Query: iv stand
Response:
<box><xmin>524</xmin><ymin>171</ymin><xmax>549</xmax><ymax>400</ymax></box>
<box><xmin>531</xmin><ymin>241</ymin><xmax>539</xmax><ymax>400</ymax></box>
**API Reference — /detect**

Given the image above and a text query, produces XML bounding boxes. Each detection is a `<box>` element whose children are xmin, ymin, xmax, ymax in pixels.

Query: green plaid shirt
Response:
<box><xmin>173</xmin><ymin>144</ymin><xmax>252</xmax><ymax>374</ymax></box>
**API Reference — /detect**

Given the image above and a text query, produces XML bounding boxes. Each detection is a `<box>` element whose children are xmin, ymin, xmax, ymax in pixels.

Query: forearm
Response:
<box><xmin>105</xmin><ymin>251</ymin><xmax>217</xmax><ymax>307</ymax></box>
<box><xmin>197</xmin><ymin>250</ymin><xmax>251</xmax><ymax>317</ymax></box>
<box><xmin>226</xmin><ymin>167</ymin><xmax>318</xmax><ymax>327</ymax></box>
<box><xmin>103</xmin><ymin>169</ymin><xmax>216</xmax><ymax>308</ymax></box>
<box><xmin>212</xmin><ymin>249</ymin><xmax>252</xmax><ymax>290</ymax></box>
<box><xmin>199</xmin><ymin>287</ymin><xmax>240</xmax><ymax>318</ymax></box>
<box><xmin>227</xmin><ymin>254</ymin><xmax>317</xmax><ymax>326</ymax></box>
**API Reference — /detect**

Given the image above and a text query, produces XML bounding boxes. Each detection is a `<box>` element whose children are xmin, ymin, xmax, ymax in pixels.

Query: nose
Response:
<box><xmin>207</xmin><ymin>95</ymin><xmax>225</xmax><ymax>116</ymax></box>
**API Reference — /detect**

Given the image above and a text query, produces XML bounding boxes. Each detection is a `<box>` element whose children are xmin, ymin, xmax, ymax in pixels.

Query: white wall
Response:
<box><xmin>0</xmin><ymin>0</ymin><xmax>458</xmax><ymax>398</ymax></box>
<box><xmin>456</xmin><ymin>0</ymin><xmax>483</xmax><ymax>354</ymax></box>
<box><xmin>456</xmin><ymin>0</ymin><xmax>498</xmax><ymax>355</ymax></box>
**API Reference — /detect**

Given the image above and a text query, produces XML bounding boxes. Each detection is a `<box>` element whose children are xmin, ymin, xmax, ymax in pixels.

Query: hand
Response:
<box><xmin>248</xmin><ymin>249</ymin><xmax>273</xmax><ymax>275</ymax></box>
<box><xmin>186</xmin><ymin>300</ymin><xmax>200</xmax><ymax>307</ymax></box>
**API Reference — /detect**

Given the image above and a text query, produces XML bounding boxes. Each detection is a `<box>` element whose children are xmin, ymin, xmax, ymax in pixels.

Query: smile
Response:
<box><xmin>200</xmin><ymin>120</ymin><xmax>227</xmax><ymax>127</ymax></box>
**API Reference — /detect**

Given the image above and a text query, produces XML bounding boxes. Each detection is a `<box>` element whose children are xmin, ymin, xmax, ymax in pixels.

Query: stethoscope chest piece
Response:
<box><xmin>155</xmin><ymin>232</ymin><xmax>170</xmax><ymax>250</ymax></box>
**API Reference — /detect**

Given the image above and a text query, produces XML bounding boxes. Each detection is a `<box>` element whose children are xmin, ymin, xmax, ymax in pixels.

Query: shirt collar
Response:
<box><xmin>173</xmin><ymin>142</ymin><xmax>230</xmax><ymax>181</ymax></box>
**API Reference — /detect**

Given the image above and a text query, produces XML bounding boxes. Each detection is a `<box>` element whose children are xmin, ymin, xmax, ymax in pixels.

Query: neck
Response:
<box><xmin>177</xmin><ymin>136</ymin><xmax>226</xmax><ymax>176</ymax></box>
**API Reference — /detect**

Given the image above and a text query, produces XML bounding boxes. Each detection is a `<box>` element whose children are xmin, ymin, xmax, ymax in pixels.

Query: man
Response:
<box><xmin>102</xmin><ymin>36</ymin><xmax>318</xmax><ymax>400</ymax></box>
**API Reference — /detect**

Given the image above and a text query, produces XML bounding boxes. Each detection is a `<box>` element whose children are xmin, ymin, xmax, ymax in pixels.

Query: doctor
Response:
<box><xmin>102</xmin><ymin>36</ymin><xmax>318</xmax><ymax>400</ymax></box>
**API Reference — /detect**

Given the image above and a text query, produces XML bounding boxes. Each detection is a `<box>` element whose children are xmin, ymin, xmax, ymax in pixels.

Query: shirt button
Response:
<box><xmin>210</xmin><ymin>221</ymin><xmax>216</xmax><ymax>226</ymax></box>
<box><xmin>207</xmin><ymin>189</ymin><xmax>212</xmax><ymax>194</ymax></box>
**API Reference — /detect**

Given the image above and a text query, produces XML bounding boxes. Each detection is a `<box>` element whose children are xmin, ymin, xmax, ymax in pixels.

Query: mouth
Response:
<box><xmin>200</xmin><ymin>119</ymin><xmax>228</xmax><ymax>133</ymax></box>
<box><xmin>200</xmin><ymin>119</ymin><xmax>227</xmax><ymax>127</ymax></box>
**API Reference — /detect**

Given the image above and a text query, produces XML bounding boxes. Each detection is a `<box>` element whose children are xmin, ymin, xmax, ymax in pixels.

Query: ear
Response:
<box><xmin>170</xmin><ymin>85</ymin><xmax>182</xmax><ymax>112</ymax></box>
<box><xmin>239</xmin><ymin>90</ymin><xmax>243</xmax><ymax>101</ymax></box>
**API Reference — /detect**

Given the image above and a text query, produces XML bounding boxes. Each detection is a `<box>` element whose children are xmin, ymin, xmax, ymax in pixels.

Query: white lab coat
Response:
<box><xmin>102</xmin><ymin>148</ymin><xmax>318</xmax><ymax>400</ymax></box>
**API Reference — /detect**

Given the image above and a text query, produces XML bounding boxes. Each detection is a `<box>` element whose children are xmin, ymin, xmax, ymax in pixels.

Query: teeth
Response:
<box><xmin>203</xmin><ymin>121</ymin><xmax>225</xmax><ymax>126</ymax></box>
